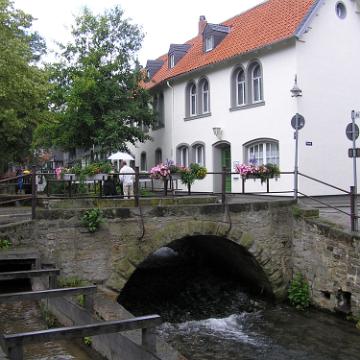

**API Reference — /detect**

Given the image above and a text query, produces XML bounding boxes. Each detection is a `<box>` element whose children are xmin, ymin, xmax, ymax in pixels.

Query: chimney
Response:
<box><xmin>198</xmin><ymin>15</ymin><xmax>207</xmax><ymax>35</ymax></box>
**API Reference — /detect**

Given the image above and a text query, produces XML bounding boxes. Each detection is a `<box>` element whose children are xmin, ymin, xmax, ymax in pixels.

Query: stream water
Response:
<box><xmin>118</xmin><ymin>246</ymin><xmax>360</xmax><ymax>360</ymax></box>
<box><xmin>0</xmin><ymin>279</ymin><xmax>103</xmax><ymax>360</ymax></box>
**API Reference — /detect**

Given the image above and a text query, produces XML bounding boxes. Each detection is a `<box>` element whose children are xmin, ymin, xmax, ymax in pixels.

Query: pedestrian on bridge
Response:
<box><xmin>119</xmin><ymin>161</ymin><xmax>135</xmax><ymax>199</ymax></box>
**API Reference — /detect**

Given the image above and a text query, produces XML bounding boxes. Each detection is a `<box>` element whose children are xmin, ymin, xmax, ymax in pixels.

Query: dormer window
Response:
<box><xmin>168</xmin><ymin>44</ymin><xmax>191</xmax><ymax>69</ymax></box>
<box><xmin>205</xmin><ymin>35</ymin><xmax>214</xmax><ymax>52</ymax></box>
<box><xmin>202</xmin><ymin>23</ymin><xmax>230</xmax><ymax>53</ymax></box>
<box><xmin>145</xmin><ymin>59</ymin><xmax>164</xmax><ymax>79</ymax></box>
<box><xmin>169</xmin><ymin>54</ymin><xmax>175</xmax><ymax>68</ymax></box>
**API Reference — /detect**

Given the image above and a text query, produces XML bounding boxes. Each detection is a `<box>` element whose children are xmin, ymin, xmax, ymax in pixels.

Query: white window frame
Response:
<box><xmin>205</xmin><ymin>35</ymin><xmax>214</xmax><ymax>52</ymax></box>
<box><xmin>236</xmin><ymin>69</ymin><xmax>246</xmax><ymax>106</ymax></box>
<box><xmin>155</xmin><ymin>148</ymin><xmax>162</xmax><ymax>165</ymax></box>
<box><xmin>140</xmin><ymin>152</ymin><xmax>147</xmax><ymax>171</ymax></box>
<box><xmin>252</xmin><ymin>64</ymin><xmax>263</xmax><ymax>103</ymax></box>
<box><xmin>194</xmin><ymin>144</ymin><xmax>205</xmax><ymax>166</ymax></box>
<box><xmin>180</xmin><ymin>146</ymin><xmax>189</xmax><ymax>167</ymax></box>
<box><xmin>246</xmin><ymin>140</ymin><xmax>279</xmax><ymax>166</ymax></box>
<box><xmin>190</xmin><ymin>83</ymin><xmax>197</xmax><ymax>116</ymax></box>
<box><xmin>169</xmin><ymin>54</ymin><xmax>175</xmax><ymax>68</ymax></box>
<box><xmin>202</xmin><ymin>80</ymin><xmax>210</xmax><ymax>114</ymax></box>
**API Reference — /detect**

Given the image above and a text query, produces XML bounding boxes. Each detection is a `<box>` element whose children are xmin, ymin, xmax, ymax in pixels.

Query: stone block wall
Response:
<box><xmin>293</xmin><ymin>218</ymin><xmax>360</xmax><ymax>315</ymax></box>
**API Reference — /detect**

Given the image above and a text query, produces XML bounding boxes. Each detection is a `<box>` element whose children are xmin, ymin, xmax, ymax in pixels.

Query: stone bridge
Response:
<box><xmin>1</xmin><ymin>196</ymin><xmax>360</xmax><ymax>314</ymax></box>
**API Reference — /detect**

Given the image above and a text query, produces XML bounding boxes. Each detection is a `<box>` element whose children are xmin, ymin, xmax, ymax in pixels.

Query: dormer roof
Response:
<box><xmin>144</xmin><ymin>0</ymin><xmax>318</xmax><ymax>89</ymax></box>
<box><xmin>145</xmin><ymin>60</ymin><xmax>164</xmax><ymax>79</ymax></box>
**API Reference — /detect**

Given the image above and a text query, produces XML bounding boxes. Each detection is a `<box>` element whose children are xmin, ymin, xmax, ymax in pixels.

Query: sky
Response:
<box><xmin>13</xmin><ymin>0</ymin><xmax>264</xmax><ymax>66</ymax></box>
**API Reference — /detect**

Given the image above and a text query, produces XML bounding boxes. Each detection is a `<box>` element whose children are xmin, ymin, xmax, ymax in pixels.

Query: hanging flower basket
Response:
<box><xmin>234</xmin><ymin>163</ymin><xmax>280</xmax><ymax>184</ymax></box>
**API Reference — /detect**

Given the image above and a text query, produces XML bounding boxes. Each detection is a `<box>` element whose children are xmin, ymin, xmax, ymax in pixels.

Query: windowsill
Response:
<box><xmin>184</xmin><ymin>112</ymin><xmax>212</xmax><ymax>121</ymax></box>
<box><xmin>229</xmin><ymin>101</ymin><xmax>265</xmax><ymax>112</ymax></box>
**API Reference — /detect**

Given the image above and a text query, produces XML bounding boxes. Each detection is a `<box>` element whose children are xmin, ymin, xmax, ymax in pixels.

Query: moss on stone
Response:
<box><xmin>240</xmin><ymin>232</ymin><xmax>254</xmax><ymax>249</ymax></box>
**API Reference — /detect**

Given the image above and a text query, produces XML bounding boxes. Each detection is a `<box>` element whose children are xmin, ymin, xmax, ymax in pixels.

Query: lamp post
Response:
<box><xmin>290</xmin><ymin>75</ymin><xmax>303</xmax><ymax>200</ymax></box>
<box><xmin>350</xmin><ymin>110</ymin><xmax>360</xmax><ymax>231</ymax></box>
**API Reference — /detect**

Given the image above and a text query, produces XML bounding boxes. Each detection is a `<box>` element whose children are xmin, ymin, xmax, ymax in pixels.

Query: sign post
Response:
<box><xmin>347</xmin><ymin>110</ymin><xmax>360</xmax><ymax>231</ymax></box>
<box><xmin>291</xmin><ymin>113</ymin><xmax>305</xmax><ymax>200</ymax></box>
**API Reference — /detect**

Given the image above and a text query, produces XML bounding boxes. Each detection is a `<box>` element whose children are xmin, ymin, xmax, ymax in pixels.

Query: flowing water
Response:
<box><xmin>0</xmin><ymin>279</ymin><xmax>103</xmax><ymax>360</ymax></box>
<box><xmin>118</xmin><ymin>246</ymin><xmax>360</xmax><ymax>360</ymax></box>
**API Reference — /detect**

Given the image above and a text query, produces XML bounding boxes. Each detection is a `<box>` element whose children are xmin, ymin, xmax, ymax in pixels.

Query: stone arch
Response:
<box><xmin>109</xmin><ymin>219</ymin><xmax>288</xmax><ymax>299</ymax></box>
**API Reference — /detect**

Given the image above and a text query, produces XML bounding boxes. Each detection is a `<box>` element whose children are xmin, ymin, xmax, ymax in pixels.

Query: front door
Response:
<box><xmin>221</xmin><ymin>147</ymin><xmax>232</xmax><ymax>192</ymax></box>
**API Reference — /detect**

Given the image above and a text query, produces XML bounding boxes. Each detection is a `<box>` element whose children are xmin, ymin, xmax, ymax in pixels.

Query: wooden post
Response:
<box><xmin>221</xmin><ymin>166</ymin><xmax>226</xmax><ymax>204</ymax></box>
<box><xmin>164</xmin><ymin>178</ymin><xmax>168</xmax><ymax>196</ymax></box>
<box><xmin>134</xmin><ymin>166</ymin><xmax>139</xmax><ymax>206</ymax></box>
<box><xmin>99</xmin><ymin>179</ymin><xmax>103</xmax><ymax>198</ymax></box>
<box><xmin>31</xmin><ymin>165</ymin><xmax>37</xmax><ymax>220</ymax></box>
<box><xmin>7</xmin><ymin>344</ymin><xmax>23</xmax><ymax>360</ymax></box>
<box><xmin>69</xmin><ymin>176</ymin><xmax>73</xmax><ymax>198</ymax></box>
<box><xmin>142</xmin><ymin>327</ymin><xmax>156</xmax><ymax>354</ymax></box>
<box><xmin>84</xmin><ymin>293</ymin><xmax>94</xmax><ymax>312</ymax></box>
<box><xmin>49</xmin><ymin>274</ymin><xmax>57</xmax><ymax>289</ymax></box>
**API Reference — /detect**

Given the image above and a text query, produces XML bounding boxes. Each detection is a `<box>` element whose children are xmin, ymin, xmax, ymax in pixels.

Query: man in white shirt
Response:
<box><xmin>119</xmin><ymin>161</ymin><xmax>135</xmax><ymax>198</ymax></box>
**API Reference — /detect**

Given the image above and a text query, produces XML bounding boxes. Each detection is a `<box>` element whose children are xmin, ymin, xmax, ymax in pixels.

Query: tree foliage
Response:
<box><xmin>0</xmin><ymin>0</ymin><xmax>48</xmax><ymax>171</ymax></box>
<box><xmin>35</xmin><ymin>6</ymin><xmax>154</xmax><ymax>154</ymax></box>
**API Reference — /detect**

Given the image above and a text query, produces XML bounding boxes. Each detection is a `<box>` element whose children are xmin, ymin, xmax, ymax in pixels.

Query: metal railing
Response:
<box><xmin>0</xmin><ymin>166</ymin><xmax>358</xmax><ymax>232</ymax></box>
<box><xmin>297</xmin><ymin>172</ymin><xmax>358</xmax><ymax>232</ymax></box>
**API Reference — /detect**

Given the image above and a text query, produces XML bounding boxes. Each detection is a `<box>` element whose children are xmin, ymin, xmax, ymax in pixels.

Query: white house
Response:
<box><xmin>131</xmin><ymin>0</ymin><xmax>360</xmax><ymax>196</ymax></box>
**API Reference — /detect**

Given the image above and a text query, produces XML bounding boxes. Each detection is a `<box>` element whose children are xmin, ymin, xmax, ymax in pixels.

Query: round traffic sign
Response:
<box><xmin>346</xmin><ymin>123</ymin><xmax>359</xmax><ymax>141</ymax></box>
<box><xmin>291</xmin><ymin>113</ymin><xmax>305</xmax><ymax>130</ymax></box>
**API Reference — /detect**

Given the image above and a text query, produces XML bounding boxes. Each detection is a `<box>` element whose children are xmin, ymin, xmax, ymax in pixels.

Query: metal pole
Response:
<box><xmin>351</xmin><ymin>110</ymin><xmax>358</xmax><ymax>231</ymax></box>
<box><xmin>31</xmin><ymin>165</ymin><xmax>37</xmax><ymax>220</ymax></box>
<box><xmin>350</xmin><ymin>186</ymin><xmax>357</xmax><ymax>232</ymax></box>
<box><xmin>221</xmin><ymin>166</ymin><xmax>226</xmax><ymax>204</ymax></box>
<box><xmin>134</xmin><ymin>166</ymin><xmax>139</xmax><ymax>207</ymax></box>
<box><xmin>294</xmin><ymin>116</ymin><xmax>299</xmax><ymax>200</ymax></box>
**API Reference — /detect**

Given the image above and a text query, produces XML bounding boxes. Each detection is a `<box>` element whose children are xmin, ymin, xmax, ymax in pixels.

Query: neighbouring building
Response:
<box><xmin>130</xmin><ymin>0</ymin><xmax>360</xmax><ymax>195</ymax></box>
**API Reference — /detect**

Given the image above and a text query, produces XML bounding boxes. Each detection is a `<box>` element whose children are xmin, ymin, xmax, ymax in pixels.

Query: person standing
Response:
<box><xmin>119</xmin><ymin>161</ymin><xmax>135</xmax><ymax>198</ymax></box>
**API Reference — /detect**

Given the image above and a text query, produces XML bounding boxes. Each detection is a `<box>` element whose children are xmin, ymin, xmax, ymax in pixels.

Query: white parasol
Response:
<box><xmin>107</xmin><ymin>151</ymin><xmax>134</xmax><ymax>161</ymax></box>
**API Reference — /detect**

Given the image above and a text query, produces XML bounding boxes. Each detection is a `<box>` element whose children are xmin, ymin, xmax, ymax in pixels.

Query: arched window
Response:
<box><xmin>201</xmin><ymin>79</ymin><xmax>210</xmax><ymax>114</ymax></box>
<box><xmin>192</xmin><ymin>143</ymin><xmax>205</xmax><ymax>166</ymax></box>
<box><xmin>140</xmin><ymin>152</ymin><xmax>147</xmax><ymax>171</ymax></box>
<box><xmin>190</xmin><ymin>83</ymin><xmax>197</xmax><ymax>116</ymax></box>
<box><xmin>251</xmin><ymin>63</ymin><xmax>263</xmax><ymax>103</ymax></box>
<box><xmin>244</xmin><ymin>139</ymin><xmax>279</xmax><ymax>165</ymax></box>
<box><xmin>155</xmin><ymin>148</ymin><xmax>162</xmax><ymax>165</ymax></box>
<box><xmin>236</xmin><ymin>69</ymin><xmax>246</xmax><ymax>106</ymax></box>
<box><xmin>176</xmin><ymin>144</ymin><xmax>189</xmax><ymax>167</ymax></box>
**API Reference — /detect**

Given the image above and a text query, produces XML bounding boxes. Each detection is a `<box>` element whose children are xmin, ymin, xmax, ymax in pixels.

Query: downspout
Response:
<box><xmin>166</xmin><ymin>81</ymin><xmax>175</xmax><ymax>160</ymax></box>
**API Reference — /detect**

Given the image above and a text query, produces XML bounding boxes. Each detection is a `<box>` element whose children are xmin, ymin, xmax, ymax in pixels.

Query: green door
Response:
<box><xmin>221</xmin><ymin>147</ymin><xmax>232</xmax><ymax>192</ymax></box>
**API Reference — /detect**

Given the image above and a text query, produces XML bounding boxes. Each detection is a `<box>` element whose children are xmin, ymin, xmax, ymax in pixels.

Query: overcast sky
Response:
<box><xmin>13</xmin><ymin>0</ymin><xmax>264</xmax><ymax>65</ymax></box>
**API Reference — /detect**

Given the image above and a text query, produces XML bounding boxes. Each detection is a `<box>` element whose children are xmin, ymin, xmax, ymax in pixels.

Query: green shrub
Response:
<box><xmin>58</xmin><ymin>276</ymin><xmax>89</xmax><ymax>288</ymax></box>
<box><xmin>0</xmin><ymin>239</ymin><xmax>11</xmax><ymax>250</ymax></box>
<box><xmin>81</xmin><ymin>208</ymin><xmax>103</xmax><ymax>232</ymax></box>
<box><xmin>58</xmin><ymin>277</ymin><xmax>89</xmax><ymax>307</ymax></box>
<box><xmin>288</xmin><ymin>273</ymin><xmax>310</xmax><ymax>310</ymax></box>
<box><xmin>83</xmin><ymin>336</ymin><xmax>92</xmax><ymax>346</ymax></box>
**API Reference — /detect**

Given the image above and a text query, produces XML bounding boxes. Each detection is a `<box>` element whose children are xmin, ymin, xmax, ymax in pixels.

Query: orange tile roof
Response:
<box><xmin>145</xmin><ymin>0</ymin><xmax>317</xmax><ymax>89</ymax></box>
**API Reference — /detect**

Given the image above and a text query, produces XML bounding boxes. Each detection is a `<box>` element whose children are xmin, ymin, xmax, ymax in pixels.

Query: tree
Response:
<box><xmin>0</xmin><ymin>0</ymin><xmax>48</xmax><ymax>171</ymax></box>
<box><xmin>35</xmin><ymin>6</ymin><xmax>155</xmax><ymax>155</ymax></box>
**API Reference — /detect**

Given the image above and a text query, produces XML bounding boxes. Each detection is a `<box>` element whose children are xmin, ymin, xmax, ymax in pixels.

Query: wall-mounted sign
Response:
<box><xmin>305</xmin><ymin>141</ymin><xmax>312</xmax><ymax>146</ymax></box>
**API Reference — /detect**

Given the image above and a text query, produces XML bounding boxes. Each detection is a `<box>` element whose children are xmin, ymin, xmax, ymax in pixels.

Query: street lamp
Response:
<box><xmin>290</xmin><ymin>75</ymin><xmax>303</xmax><ymax>200</ymax></box>
<box><xmin>212</xmin><ymin>127</ymin><xmax>223</xmax><ymax>139</ymax></box>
